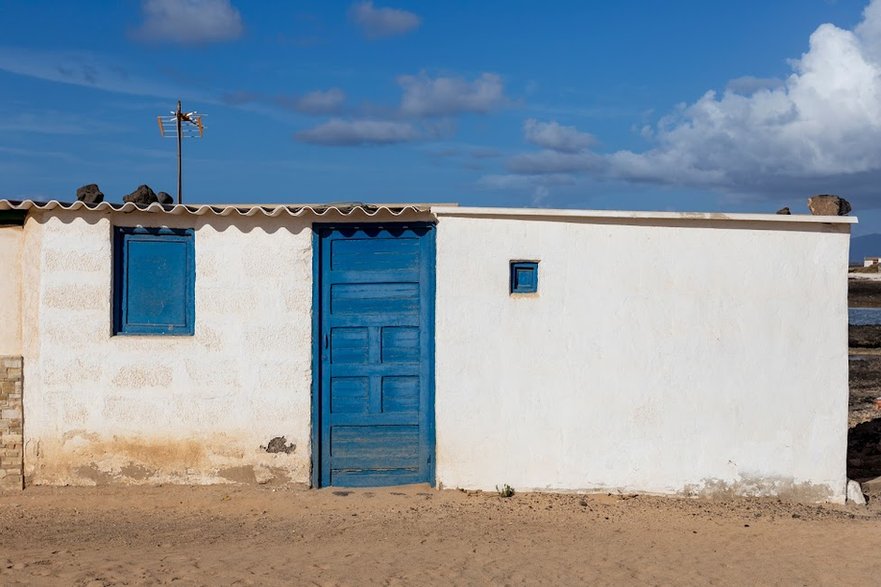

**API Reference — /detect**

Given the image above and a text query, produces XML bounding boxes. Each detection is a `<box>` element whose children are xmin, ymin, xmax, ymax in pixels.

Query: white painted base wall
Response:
<box><xmin>434</xmin><ymin>214</ymin><xmax>850</xmax><ymax>502</ymax></box>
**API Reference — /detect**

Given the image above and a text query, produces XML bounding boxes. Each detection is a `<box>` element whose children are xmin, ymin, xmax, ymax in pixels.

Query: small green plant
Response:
<box><xmin>496</xmin><ymin>483</ymin><xmax>515</xmax><ymax>498</ymax></box>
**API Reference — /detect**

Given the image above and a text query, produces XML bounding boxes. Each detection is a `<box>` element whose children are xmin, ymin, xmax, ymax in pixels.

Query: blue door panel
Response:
<box><xmin>382</xmin><ymin>376</ymin><xmax>420</xmax><ymax>411</ymax></box>
<box><xmin>328</xmin><ymin>314</ymin><xmax>421</xmax><ymax>328</ymax></box>
<box><xmin>330</xmin><ymin>377</ymin><xmax>370</xmax><ymax>414</ymax></box>
<box><xmin>381</xmin><ymin>327</ymin><xmax>420</xmax><ymax>362</ymax></box>
<box><xmin>330</xmin><ymin>328</ymin><xmax>369</xmax><ymax>363</ymax></box>
<box><xmin>331</xmin><ymin>468</ymin><xmax>423</xmax><ymax>487</ymax></box>
<box><xmin>328</xmin><ymin>412</ymin><xmax>420</xmax><ymax>426</ymax></box>
<box><xmin>330</xmin><ymin>283</ymin><xmax>420</xmax><ymax>315</ymax></box>
<box><xmin>315</xmin><ymin>224</ymin><xmax>435</xmax><ymax>487</ymax></box>
<box><xmin>330</xmin><ymin>238</ymin><xmax>421</xmax><ymax>271</ymax></box>
<box><xmin>332</xmin><ymin>425</ymin><xmax>420</xmax><ymax>456</ymax></box>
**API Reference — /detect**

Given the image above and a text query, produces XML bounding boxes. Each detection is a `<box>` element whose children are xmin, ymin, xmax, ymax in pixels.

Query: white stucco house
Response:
<box><xmin>0</xmin><ymin>199</ymin><xmax>854</xmax><ymax>502</ymax></box>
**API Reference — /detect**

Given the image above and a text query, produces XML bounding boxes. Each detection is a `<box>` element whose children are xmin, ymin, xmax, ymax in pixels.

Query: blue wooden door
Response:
<box><xmin>315</xmin><ymin>224</ymin><xmax>435</xmax><ymax>487</ymax></box>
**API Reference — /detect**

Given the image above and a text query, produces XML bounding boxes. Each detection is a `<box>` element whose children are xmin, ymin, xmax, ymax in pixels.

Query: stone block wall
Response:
<box><xmin>0</xmin><ymin>356</ymin><xmax>23</xmax><ymax>490</ymax></box>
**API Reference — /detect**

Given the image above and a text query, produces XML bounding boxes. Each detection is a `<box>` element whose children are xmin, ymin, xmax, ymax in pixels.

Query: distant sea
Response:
<box><xmin>849</xmin><ymin>308</ymin><xmax>881</xmax><ymax>325</ymax></box>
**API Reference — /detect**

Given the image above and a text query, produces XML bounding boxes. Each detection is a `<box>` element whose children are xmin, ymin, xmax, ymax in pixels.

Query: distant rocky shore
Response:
<box><xmin>850</xmin><ymin>325</ymin><xmax>881</xmax><ymax>348</ymax></box>
<box><xmin>848</xmin><ymin>322</ymin><xmax>881</xmax><ymax>482</ymax></box>
<box><xmin>849</xmin><ymin>278</ymin><xmax>881</xmax><ymax>308</ymax></box>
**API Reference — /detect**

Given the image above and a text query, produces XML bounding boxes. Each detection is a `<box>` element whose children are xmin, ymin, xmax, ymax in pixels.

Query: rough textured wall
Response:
<box><xmin>0</xmin><ymin>356</ymin><xmax>23</xmax><ymax>490</ymax></box>
<box><xmin>21</xmin><ymin>210</ymin><xmax>314</xmax><ymax>486</ymax></box>
<box><xmin>434</xmin><ymin>215</ymin><xmax>851</xmax><ymax>502</ymax></box>
<box><xmin>0</xmin><ymin>227</ymin><xmax>22</xmax><ymax>355</ymax></box>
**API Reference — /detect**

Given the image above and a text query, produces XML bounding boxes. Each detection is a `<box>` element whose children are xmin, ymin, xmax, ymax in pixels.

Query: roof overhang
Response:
<box><xmin>431</xmin><ymin>205</ymin><xmax>858</xmax><ymax>225</ymax></box>
<box><xmin>0</xmin><ymin>199</ymin><xmax>857</xmax><ymax>225</ymax></box>
<box><xmin>0</xmin><ymin>199</ymin><xmax>434</xmax><ymax>218</ymax></box>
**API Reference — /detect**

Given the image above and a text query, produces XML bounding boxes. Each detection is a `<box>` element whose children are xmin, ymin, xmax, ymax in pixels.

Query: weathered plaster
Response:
<box><xmin>21</xmin><ymin>210</ymin><xmax>316</xmax><ymax>486</ymax></box>
<box><xmin>19</xmin><ymin>207</ymin><xmax>434</xmax><ymax>486</ymax></box>
<box><xmin>0</xmin><ymin>227</ymin><xmax>22</xmax><ymax>355</ymax></box>
<box><xmin>681</xmin><ymin>475</ymin><xmax>837</xmax><ymax>503</ymax></box>
<box><xmin>434</xmin><ymin>214</ymin><xmax>850</xmax><ymax>503</ymax></box>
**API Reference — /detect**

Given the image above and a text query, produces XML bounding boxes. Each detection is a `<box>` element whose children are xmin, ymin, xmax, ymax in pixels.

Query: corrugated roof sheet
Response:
<box><xmin>0</xmin><ymin>199</ymin><xmax>856</xmax><ymax>225</ymax></box>
<box><xmin>0</xmin><ymin>199</ymin><xmax>432</xmax><ymax>217</ymax></box>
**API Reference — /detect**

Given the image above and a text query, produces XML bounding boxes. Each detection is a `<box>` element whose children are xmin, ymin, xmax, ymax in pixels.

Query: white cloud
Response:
<box><xmin>505</xmin><ymin>0</ymin><xmax>881</xmax><ymax>202</ymax></box>
<box><xmin>510</xmin><ymin>119</ymin><xmax>598</xmax><ymax>173</ymax></box>
<box><xmin>523</xmin><ymin>119</ymin><xmax>595</xmax><ymax>153</ymax></box>
<box><xmin>349</xmin><ymin>1</ymin><xmax>421</xmax><ymax>39</ymax></box>
<box><xmin>478</xmin><ymin>173</ymin><xmax>575</xmax><ymax>205</ymax></box>
<box><xmin>133</xmin><ymin>0</ymin><xmax>243</xmax><ymax>45</ymax></box>
<box><xmin>857</xmin><ymin>0</ymin><xmax>881</xmax><ymax>61</ymax></box>
<box><xmin>292</xmin><ymin>72</ymin><xmax>506</xmax><ymax>148</ymax></box>
<box><xmin>0</xmin><ymin>47</ymin><xmax>192</xmax><ymax>99</ymax></box>
<box><xmin>508</xmin><ymin>150</ymin><xmax>599</xmax><ymax>175</ymax></box>
<box><xmin>289</xmin><ymin>88</ymin><xmax>346</xmax><ymax>115</ymax></box>
<box><xmin>295</xmin><ymin>119</ymin><xmax>418</xmax><ymax>146</ymax></box>
<box><xmin>399</xmin><ymin>72</ymin><xmax>507</xmax><ymax>117</ymax></box>
<box><xmin>724</xmin><ymin>76</ymin><xmax>784</xmax><ymax>94</ymax></box>
<box><xmin>0</xmin><ymin>110</ymin><xmax>124</xmax><ymax>135</ymax></box>
<box><xmin>219</xmin><ymin>89</ymin><xmax>346</xmax><ymax>116</ymax></box>
<box><xmin>603</xmin><ymin>0</ymin><xmax>881</xmax><ymax>197</ymax></box>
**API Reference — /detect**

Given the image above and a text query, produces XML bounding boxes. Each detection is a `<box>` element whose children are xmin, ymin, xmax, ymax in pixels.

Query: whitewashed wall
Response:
<box><xmin>0</xmin><ymin>227</ymin><xmax>22</xmax><ymax>355</ymax></box>
<box><xmin>21</xmin><ymin>210</ymin><xmax>315</xmax><ymax>486</ymax></box>
<box><xmin>15</xmin><ymin>206</ymin><xmax>853</xmax><ymax>501</ymax></box>
<box><xmin>434</xmin><ymin>213</ymin><xmax>851</xmax><ymax>502</ymax></box>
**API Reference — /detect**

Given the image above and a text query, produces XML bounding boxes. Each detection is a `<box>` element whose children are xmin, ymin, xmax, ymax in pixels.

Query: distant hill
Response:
<box><xmin>851</xmin><ymin>233</ymin><xmax>881</xmax><ymax>264</ymax></box>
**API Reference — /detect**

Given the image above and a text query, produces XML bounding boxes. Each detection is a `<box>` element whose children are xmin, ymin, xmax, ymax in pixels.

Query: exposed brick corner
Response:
<box><xmin>0</xmin><ymin>356</ymin><xmax>23</xmax><ymax>491</ymax></box>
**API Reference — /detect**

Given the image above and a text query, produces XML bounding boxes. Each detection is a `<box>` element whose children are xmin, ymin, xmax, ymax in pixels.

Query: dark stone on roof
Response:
<box><xmin>156</xmin><ymin>191</ymin><xmax>173</xmax><ymax>205</ymax></box>
<box><xmin>123</xmin><ymin>185</ymin><xmax>158</xmax><ymax>206</ymax></box>
<box><xmin>76</xmin><ymin>184</ymin><xmax>104</xmax><ymax>205</ymax></box>
<box><xmin>808</xmin><ymin>194</ymin><xmax>851</xmax><ymax>216</ymax></box>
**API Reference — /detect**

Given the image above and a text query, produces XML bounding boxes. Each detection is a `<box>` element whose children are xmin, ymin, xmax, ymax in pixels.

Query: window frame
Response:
<box><xmin>113</xmin><ymin>226</ymin><xmax>196</xmax><ymax>336</ymax></box>
<box><xmin>510</xmin><ymin>260</ymin><xmax>539</xmax><ymax>294</ymax></box>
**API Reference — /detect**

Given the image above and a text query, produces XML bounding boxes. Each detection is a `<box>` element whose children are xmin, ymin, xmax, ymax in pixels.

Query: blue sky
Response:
<box><xmin>2</xmin><ymin>0</ymin><xmax>881</xmax><ymax>233</ymax></box>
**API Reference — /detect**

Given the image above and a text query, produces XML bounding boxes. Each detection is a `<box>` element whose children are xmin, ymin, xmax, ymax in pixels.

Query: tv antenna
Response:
<box><xmin>157</xmin><ymin>99</ymin><xmax>205</xmax><ymax>204</ymax></box>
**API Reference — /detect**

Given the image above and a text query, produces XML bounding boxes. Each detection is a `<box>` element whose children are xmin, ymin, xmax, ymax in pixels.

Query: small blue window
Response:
<box><xmin>510</xmin><ymin>261</ymin><xmax>539</xmax><ymax>294</ymax></box>
<box><xmin>113</xmin><ymin>227</ymin><xmax>195</xmax><ymax>335</ymax></box>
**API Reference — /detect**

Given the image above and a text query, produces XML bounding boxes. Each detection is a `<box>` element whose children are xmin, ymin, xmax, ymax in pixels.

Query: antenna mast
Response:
<box><xmin>157</xmin><ymin>99</ymin><xmax>205</xmax><ymax>204</ymax></box>
<box><xmin>176</xmin><ymin>100</ymin><xmax>182</xmax><ymax>205</ymax></box>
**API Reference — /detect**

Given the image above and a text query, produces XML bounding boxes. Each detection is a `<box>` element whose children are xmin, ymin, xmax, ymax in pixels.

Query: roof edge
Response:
<box><xmin>432</xmin><ymin>205</ymin><xmax>858</xmax><ymax>224</ymax></box>
<box><xmin>0</xmin><ymin>199</ymin><xmax>858</xmax><ymax>225</ymax></box>
<box><xmin>0</xmin><ymin>199</ymin><xmax>431</xmax><ymax>218</ymax></box>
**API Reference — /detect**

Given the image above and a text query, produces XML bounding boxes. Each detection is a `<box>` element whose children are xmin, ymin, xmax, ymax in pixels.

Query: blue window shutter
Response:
<box><xmin>114</xmin><ymin>227</ymin><xmax>195</xmax><ymax>335</ymax></box>
<box><xmin>510</xmin><ymin>261</ymin><xmax>539</xmax><ymax>294</ymax></box>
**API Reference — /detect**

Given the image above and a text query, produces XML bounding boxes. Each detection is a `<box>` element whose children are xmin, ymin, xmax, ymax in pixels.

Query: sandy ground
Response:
<box><xmin>0</xmin><ymin>318</ymin><xmax>880</xmax><ymax>585</ymax></box>
<box><xmin>0</xmin><ymin>484</ymin><xmax>880</xmax><ymax>586</ymax></box>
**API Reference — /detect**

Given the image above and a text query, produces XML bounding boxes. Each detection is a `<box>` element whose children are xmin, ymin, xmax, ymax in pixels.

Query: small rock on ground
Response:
<box><xmin>847</xmin><ymin>479</ymin><xmax>866</xmax><ymax>505</ymax></box>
